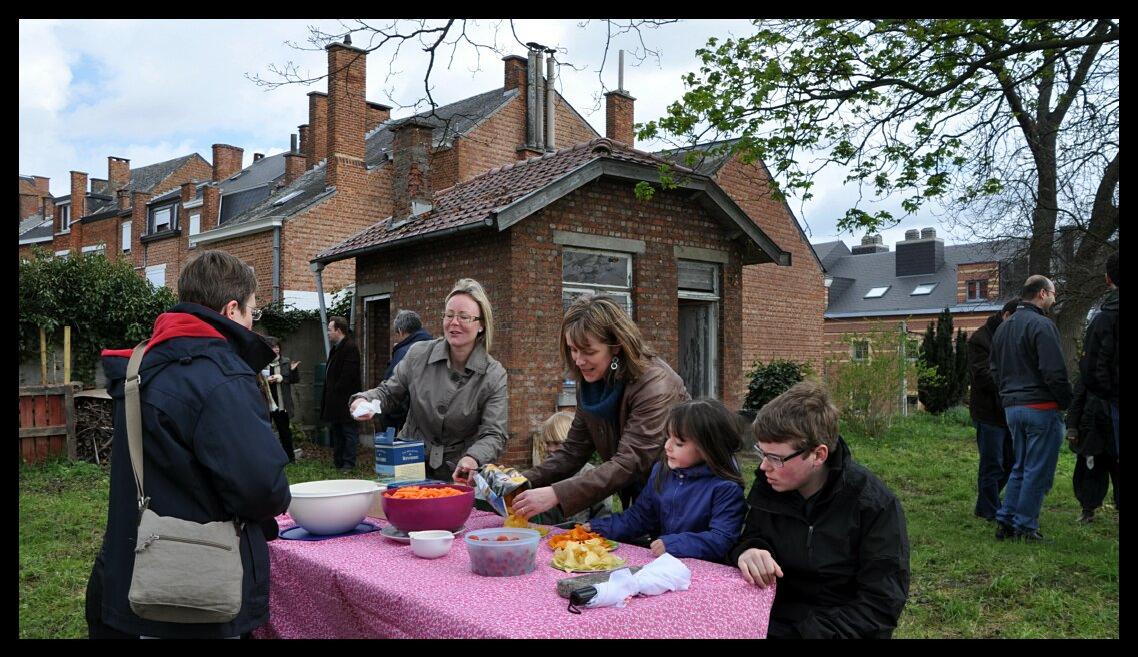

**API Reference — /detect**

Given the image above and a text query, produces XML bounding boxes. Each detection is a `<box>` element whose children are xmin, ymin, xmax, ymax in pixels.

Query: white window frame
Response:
<box><xmin>122</xmin><ymin>221</ymin><xmax>131</xmax><ymax>251</ymax></box>
<box><xmin>81</xmin><ymin>243</ymin><xmax>107</xmax><ymax>256</ymax></box>
<box><xmin>188</xmin><ymin>212</ymin><xmax>201</xmax><ymax>236</ymax></box>
<box><xmin>149</xmin><ymin>205</ymin><xmax>174</xmax><ymax>234</ymax></box>
<box><xmin>145</xmin><ymin>264</ymin><xmax>167</xmax><ymax>289</ymax></box>
<box><xmin>910</xmin><ymin>283</ymin><xmax>937</xmax><ymax>296</ymax></box>
<box><xmin>54</xmin><ymin>249</ymin><xmax>71</xmax><ymax>259</ymax></box>
<box><xmin>966</xmin><ymin>279</ymin><xmax>988</xmax><ymax>301</ymax></box>
<box><xmin>852</xmin><ymin>339</ymin><xmax>870</xmax><ymax>361</ymax></box>
<box><xmin>864</xmin><ymin>285</ymin><xmax>890</xmax><ymax>299</ymax></box>
<box><xmin>58</xmin><ymin>203</ymin><xmax>71</xmax><ymax>233</ymax></box>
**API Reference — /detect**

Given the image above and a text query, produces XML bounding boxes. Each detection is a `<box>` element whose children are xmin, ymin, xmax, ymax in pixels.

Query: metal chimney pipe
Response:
<box><xmin>533</xmin><ymin>47</ymin><xmax>545</xmax><ymax>151</ymax></box>
<box><xmin>618</xmin><ymin>50</ymin><xmax>624</xmax><ymax>92</ymax></box>
<box><xmin>526</xmin><ymin>49</ymin><xmax>538</xmax><ymax>149</ymax></box>
<box><xmin>545</xmin><ymin>51</ymin><xmax>556</xmax><ymax>151</ymax></box>
<box><xmin>290</xmin><ymin>133</ymin><xmax>298</xmax><ymax>153</ymax></box>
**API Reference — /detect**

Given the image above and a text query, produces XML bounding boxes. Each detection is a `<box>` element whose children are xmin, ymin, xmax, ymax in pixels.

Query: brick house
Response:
<box><xmin>18</xmin><ymin>154</ymin><xmax>212</xmax><ymax>265</ymax></box>
<box><xmin>816</xmin><ymin>229</ymin><xmax>1023</xmax><ymax>362</ymax></box>
<box><xmin>314</xmin><ymin>126</ymin><xmax>797</xmax><ymax>467</ymax></box>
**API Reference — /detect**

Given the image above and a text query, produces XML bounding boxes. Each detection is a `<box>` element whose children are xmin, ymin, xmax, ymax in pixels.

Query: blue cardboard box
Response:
<box><xmin>375</xmin><ymin>440</ymin><xmax>426</xmax><ymax>478</ymax></box>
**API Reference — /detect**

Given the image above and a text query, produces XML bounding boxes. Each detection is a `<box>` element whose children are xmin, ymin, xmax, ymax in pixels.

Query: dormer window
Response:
<box><xmin>148</xmin><ymin>204</ymin><xmax>176</xmax><ymax>234</ymax></box>
<box><xmin>58</xmin><ymin>203</ymin><xmax>71</xmax><ymax>232</ymax></box>
<box><xmin>864</xmin><ymin>286</ymin><xmax>890</xmax><ymax>299</ymax></box>
<box><xmin>967</xmin><ymin>279</ymin><xmax>989</xmax><ymax>301</ymax></box>
<box><xmin>911</xmin><ymin>283</ymin><xmax>937</xmax><ymax>296</ymax></box>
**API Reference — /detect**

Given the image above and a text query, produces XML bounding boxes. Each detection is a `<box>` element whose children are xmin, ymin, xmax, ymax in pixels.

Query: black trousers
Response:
<box><xmin>1073</xmin><ymin>450</ymin><xmax>1120</xmax><ymax>512</ymax></box>
<box><xmin>271</xmin><ymin>410</ymin><xmax>295</xmax><ymax>463</ymax></box>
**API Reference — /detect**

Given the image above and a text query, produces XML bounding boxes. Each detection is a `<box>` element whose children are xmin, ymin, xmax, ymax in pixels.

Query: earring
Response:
<box><xmin>610</xmin><ymin>356</ymin><xmax>620</xmax><ymax>371</ymax></box>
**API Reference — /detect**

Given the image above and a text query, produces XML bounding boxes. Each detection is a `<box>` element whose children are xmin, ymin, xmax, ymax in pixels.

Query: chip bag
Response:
<box><xmin>471</xmin><ymin>463</ymin><xmax>531</xmax><ymax>523</ymax></box>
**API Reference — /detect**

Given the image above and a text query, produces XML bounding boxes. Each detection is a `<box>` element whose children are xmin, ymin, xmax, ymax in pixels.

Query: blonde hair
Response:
<box><xmin>445</xmin><ymin>278</ymin><xmax>494</xmax><ymax>352</ymax></box>
<box><xmin>533</xmin><ymin>411</ymin><xmax>574</xmax><ymax>464</ymax></box>
<box><xmin>561</xmin><ymin>294</ymin><xmax>655</xmax><ymax>383</ymax></box>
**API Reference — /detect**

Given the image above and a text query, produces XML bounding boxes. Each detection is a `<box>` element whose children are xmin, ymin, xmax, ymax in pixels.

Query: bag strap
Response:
<box><xmin>125</xmin><ymin>341</ymin><xmax>150</xmax><ymax>514</ymax></box>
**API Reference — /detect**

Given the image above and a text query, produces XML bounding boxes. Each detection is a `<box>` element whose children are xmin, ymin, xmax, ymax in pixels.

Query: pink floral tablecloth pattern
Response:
<box><xmin>253</xmin><ymin>510</ymin><xmax>772</xmax><ymax>639</ymax></box>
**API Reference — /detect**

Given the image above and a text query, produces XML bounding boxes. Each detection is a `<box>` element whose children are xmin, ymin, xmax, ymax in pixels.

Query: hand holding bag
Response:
<box><xmin>124</xmin><ymin>342</ymin><xmax>245</xmax><ymax>624</ymax></box>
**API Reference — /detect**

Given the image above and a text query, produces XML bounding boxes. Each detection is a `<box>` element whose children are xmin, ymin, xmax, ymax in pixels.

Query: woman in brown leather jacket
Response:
<box><xmin>513</xmin><ymin>294</ymin><xmax>689</xmax><ymax>521</ymax></box>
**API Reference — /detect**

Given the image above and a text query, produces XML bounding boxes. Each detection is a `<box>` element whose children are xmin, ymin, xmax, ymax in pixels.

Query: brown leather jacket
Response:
<box><xmin>522</xmin><ymin>357</ymin><xmax>689</xmax><ymax>516</ymax></box>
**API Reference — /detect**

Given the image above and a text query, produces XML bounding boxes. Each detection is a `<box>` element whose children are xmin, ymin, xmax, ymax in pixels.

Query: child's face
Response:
<box><xmin>664</xmin><ymin>433</ymin><xmax>703</xmax><ymax>470</ymax></box>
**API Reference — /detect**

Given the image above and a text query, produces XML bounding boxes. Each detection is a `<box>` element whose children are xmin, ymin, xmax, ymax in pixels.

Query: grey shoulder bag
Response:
<box><xmin>124</xmin><ymin>342</ymin><xmax>245</xmax><ymax>624</ymax></box>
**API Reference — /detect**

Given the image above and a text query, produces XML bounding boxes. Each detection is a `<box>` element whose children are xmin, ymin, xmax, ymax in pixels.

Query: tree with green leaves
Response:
<box><xmin>641</xmin><ymin>19</ymin><xmax>1118</xmax><ymax>374</ymax></box>
<box><xmin>19</xmin><ymin>249</ymin><xmax>177</xmax><ymax>386</ymax></box>
<box><xmin>917</xmin><ymin>308</ymin><xmax>968</xmax><ymax>414</ymax></box>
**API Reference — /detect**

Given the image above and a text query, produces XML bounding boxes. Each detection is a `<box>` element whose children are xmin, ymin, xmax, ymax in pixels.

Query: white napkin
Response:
<box><xmin>586</xmin><ymin>553</ymin><xmax>692</xmax><ymax>608</ymax></box>
<box><xmin>351</xmin><ymin>399</ymin><xmax>382</xmax><ymax>419</ymax></box>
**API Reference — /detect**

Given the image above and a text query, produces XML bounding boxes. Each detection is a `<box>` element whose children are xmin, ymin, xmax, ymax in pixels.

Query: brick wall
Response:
<box><xmin>604</xmin><ymin>91</ymin><xmax>635</xmax><ymax>146</ymax></box>
<box><xmin>957</xmin><ymin>261</ymin><xmax>1001</xmax><ymax>303</ymax></box>
<box><xmin>354</xmin><ymin>176</ymin><xmax>745</xmax><ymax>469</ymax></box>
<box><xmin>204</xmin><ymin>231</ymin><xmax>276</xmax><ymax>303</ymax></box>
<box><xmin>824</xmin><ymin>312</ymin><xmax>990</xmax><ymax>363</ymax></box>
<box><xmin>713</xmin><ymin>157</ymin><xmax>826</xmax><ymax>392</ymax></box>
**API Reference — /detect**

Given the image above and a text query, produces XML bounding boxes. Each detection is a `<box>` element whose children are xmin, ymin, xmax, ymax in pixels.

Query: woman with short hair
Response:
<box><xmin>351</xmin><ymin>279</ymin><xmax>508</xmax><ymax>482</ymax></box>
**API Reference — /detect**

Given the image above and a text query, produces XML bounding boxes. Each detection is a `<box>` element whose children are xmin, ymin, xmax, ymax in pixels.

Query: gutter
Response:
<box><xmin>311</xmin><ymin>262</ymin><xmax>331</xmax><ymax>358</ymax></box>
<box><xmin>189</xmin><ymin>215</ymin><xmax>282</xmax><ymax>247</ymax></box>
<box><xmin>272</xmin><ymin>225</ymin><xmax>282</xmax><ymax>303</ymax></box>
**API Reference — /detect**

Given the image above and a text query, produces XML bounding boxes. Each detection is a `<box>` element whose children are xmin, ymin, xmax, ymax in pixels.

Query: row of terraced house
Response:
<box><xmin>20</xmin><ymin>39</ymin><xmax>876</xmax><ymax>466</ymax></box>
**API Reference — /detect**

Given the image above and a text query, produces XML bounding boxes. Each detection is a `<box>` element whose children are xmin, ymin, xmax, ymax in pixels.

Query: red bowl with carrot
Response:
<box><xmin>380</xmin><ymin>483</ymin><xmax>475</xmax><ymax>532</ymax></box>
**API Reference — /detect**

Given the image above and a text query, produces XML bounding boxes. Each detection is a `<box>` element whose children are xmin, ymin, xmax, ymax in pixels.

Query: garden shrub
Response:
<box><xmin>826</xmin><ymin>323</ymin><xmax>918</xmax><ymax>438</ymax></box>
<box><xmin>742</xmin><ymin>359</ymin><xmax>814</xmax><ymax>416</ymax></box>
<box><xmin>917</xmin><ymin>308</ymin><xmax>969</xmax><ymax>414</ymax></box>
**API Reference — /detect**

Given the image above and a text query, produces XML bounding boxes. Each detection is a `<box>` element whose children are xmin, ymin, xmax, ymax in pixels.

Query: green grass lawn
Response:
<box><xmin>19</xmin><ymin>412</ymin><xmax>1118</xmax><ymax>638</ymax></box>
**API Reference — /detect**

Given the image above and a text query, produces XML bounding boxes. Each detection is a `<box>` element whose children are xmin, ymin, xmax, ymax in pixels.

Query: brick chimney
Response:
<box><xmin>179</xmin><ymin>182</ymin><xmax>196</xmax><ymax>228</ymax></box>
<box><xmin>284</xmin><ymin>151</ymin><xmax>306</xmax><ymax>187</ymax></box>
<box><xmin>851</xmin><ymin>233</ymin><xmax>889</xmax><ymax>255</ymax></box>
<box><xmin>366</xmin><ymin>101</ymin><xmax>392</xmax><ymax>134</ymax></box>
<box><xmin>19</xmin><ymin>193</ymin><xmax>39</xmax><ymax>221</ymax></box>
<box><xmin>108</xmin><ymin>156</ymin><xmax>130</xmax><ymax>194</ymax></box>
<box><xmin>392</xmin><ymin>117</ymin><xmax>434</xmax><ymax>219</ymax></box>
<box><xmin>605</xmin><ymin>90</ymin><xmax>636</xmax><ymax>146</ymax></box>
<box><xmin>503</xmin><ymin>54</ymin><xmax>528</xmax><ymax>92</ymax></box>
<box><xmin>325</xmin><ymin>40</ymin><xmax>368</xmax><ymax>191</ymax></box>
<box><xmin>117</xmin><ymin>189</ymin><xmax>130</xmax><ymax>210</ymax></box>
<box><xmin>130</xmin><ymin>191</ymin><xmax>147</xmax><ymax>259</ymax></box>
<box><xmin>202</xmin><ymin>184</ymin><xmax>221</xmax><ymax>232</ymax></box>
<box><xmin>42</xmin><ymin>197</ymin><xmax>55</xmax><ymax>224</ymax></box>
<box><xmin>32</xmin><ymin>175</ymin><xmax>50</xmax><ymax>197</ymax></box>
<box><xmin>91</xmin><ymin>178</ymin><xmax>109</xmax><ymax>195</ymax></box>
<box><xmin>69</xmin><ymin>171</ymin><xmax>88</xmax><ymax>251</ymax></box>
<box><xmin>298</xmin><ymin>124</ymin><xmax>311</xmax><ymax>165</ymax></box>
<box><xmin>307</xmin><ymin>92</ymin><xmax>329</xmax><ymax>168</ymax></box>
<box><xmin>212</xmin><ymin>144</ymin><xmax>244</xmax><ymax>182</ymax></box>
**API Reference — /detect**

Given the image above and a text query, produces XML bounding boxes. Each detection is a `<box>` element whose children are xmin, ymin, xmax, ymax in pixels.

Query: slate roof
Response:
<box><xmin>813</xmin><ymin>240</ymin><xmax>851</xmax><ymax>272</ymax></box>
<box><xmin>216</xmin><ymin>88</ymin><xmax>522</xmax><ymax>231</ymax></box>
<box><xmin>656</xmin><ymin>137</ymin><xmax>741</xmax><ymax>176</ymax></box>
<box><xmin>820</xmin><ymin>239</ymin><xmax>1025</xmax><ymax>318</ymax></box>
<box><xmin>19</xmin><ymin>214</ymin><xmax>46</xmax><ymax>236</ymax></box>
<box><xmin>220</xmin><ymin>152</ymin><xmax>286</xmax><ymax>194</ymax></box>
<box><xmin>19</xmin><ymin>218</ymin><xmax>54</xmax><ymax>243</ymax></box>
<box><xmin>316</xmin><ymin>138</ymin><xmax>706</xmax><ymax>262</ymax></box>
<box><xmin>127</xmin><ymin>154</ymin><xmax>207</xmax><ymax>194</ymax></box>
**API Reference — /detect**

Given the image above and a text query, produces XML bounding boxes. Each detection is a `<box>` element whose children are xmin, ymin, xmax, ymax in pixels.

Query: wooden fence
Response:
<box><xmin>19</xmin><ymin>384</ymin><xmax>78</xmax><ymax>464</ymax></box>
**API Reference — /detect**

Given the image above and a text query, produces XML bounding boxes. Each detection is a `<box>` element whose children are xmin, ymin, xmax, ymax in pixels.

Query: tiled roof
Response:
<box><xmin>316</xmin><ymin>138</ymin><xmax>695</xmax><ymax>262</ymax></box>
<box><xmin>820</xmin><ymin>239</ymin><xmax>1026</xmax><ymax>317</ymax></box>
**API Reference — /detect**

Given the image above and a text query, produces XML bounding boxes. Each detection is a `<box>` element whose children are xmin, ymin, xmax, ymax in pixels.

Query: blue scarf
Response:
<box><xmin>578</xmin><ymin>377</ymin><xmax>625</xmax><ymax>429</ymax></box>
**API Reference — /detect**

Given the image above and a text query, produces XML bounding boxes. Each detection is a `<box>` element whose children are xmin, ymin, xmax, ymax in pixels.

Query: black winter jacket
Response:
<box><xmin>1080</xmin><ymin>290</ymin><xmax>1118</xmax><ymax>404</ymax></box>
<box><xmin>728</xmin><ymin>437</ymin><xmax>910</xmax><ymax>639</ymax></box>
<box><xmin>381</xmin><ymin>329</ymin><xmax>433</xmax><ymax>433</ymax></box>
<box><xmin>968</xmin><ymin>313</ymin><xmax>1007</xmax><ymax>427</ymax></box>
<box><xmin>87</xmin><ymin>303</ymin><xmax>292</xmax><ymax>638</ymax></box>
<box><xmin>321</xmin><ymin>334</ymin><xmax>361</xmax><ymax>424</ymax></box>
<box><xmin>990</xmin><ymin>302</ymin><xmax>1072</xmax><ymax>409</ymax></box>
<box><xmin>1067</xmin><ymin>377</ymin><xmax>1115</xmax><ymax>458</ymax></box>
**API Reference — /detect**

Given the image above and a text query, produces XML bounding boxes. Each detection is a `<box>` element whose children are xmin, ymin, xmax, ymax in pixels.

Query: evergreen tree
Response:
<box><xmin>918</xmin><ymin>308</ymin><xmax>966</xmax><ymax>413</ymax></box>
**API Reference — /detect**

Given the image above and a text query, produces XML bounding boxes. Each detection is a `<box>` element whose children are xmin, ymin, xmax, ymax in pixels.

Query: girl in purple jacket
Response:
<box><xmin>586</xmin><ymin>398</ymin><xmax>747</xmax><ymax>562</ymax></box>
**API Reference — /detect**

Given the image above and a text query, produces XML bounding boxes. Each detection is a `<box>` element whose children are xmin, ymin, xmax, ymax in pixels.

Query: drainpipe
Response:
<box><xmin>311</xmin><ymin>261</ymin><xmax>330</xmax><ymax>358</ymax></box>
<box><xmin>272</xmin><ymin>225</ymin><xmax>282</xmax><ymax>303</ymax></box>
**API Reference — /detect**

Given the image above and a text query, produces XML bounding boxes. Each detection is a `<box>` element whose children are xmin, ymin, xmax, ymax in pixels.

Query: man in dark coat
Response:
<box><xmin>85</xmin><ymin>250</ymin><xmax>291</xmax><ymax>639</ymax></box>
<box><xmin>967</xmin><ymin>299</ymin><xmax>1020</xmax><ymax>521</ymax></box>
<box><xmin>322</xmin><ymin>315</ymin><xmax>362</xmax><ymax>470</ymax></box>
<box><xmin>263</xmin><ymin>335</ymin><xmax>301</xmax><ymax>463</ymax></box>
<box><xmin>990</xmin><ymin>275</ymin><xmax>1072</xmax><ymax>542</ymax></box>
<box><xmin>1067</xmin><ymin>377</ymin><xmax>1119</xmax><ymax>522</ymax></box>
<box><xmin>1080</xmin><ymin>252</ymin><xmax>1118</xmax><ymax>458</ymax></box>
<box><xmin>379</xmin><ymin>309</ymin><xmax>432</xmax><ymax>434</ymax></box>
<box><xmin>731</xmin><ymin>382</ymin><xmax>910</xmax><ymax>639</ymax></box>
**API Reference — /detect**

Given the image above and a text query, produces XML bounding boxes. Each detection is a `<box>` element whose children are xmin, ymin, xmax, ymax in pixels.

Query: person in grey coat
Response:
<box><xmin>351</xmin><ymin>279</ymin><xmax>508</xmax><ymax>482</ymax></box>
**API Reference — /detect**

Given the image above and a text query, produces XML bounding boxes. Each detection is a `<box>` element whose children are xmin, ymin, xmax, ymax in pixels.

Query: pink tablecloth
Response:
<box><xmin>253</xmin><ymin>510</ymin><xmax>772</xmax><ymax>639</ymax></box>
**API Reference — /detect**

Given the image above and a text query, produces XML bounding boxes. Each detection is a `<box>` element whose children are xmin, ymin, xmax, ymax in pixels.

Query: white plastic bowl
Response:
<box><xmin>408</xmin><ymin>530</ymin><xmax>455</xmax><ymax>559</ymax></box>
<box><xmin>288</xmin><ymin>479</ymin><xmax>380</xmax><ymax>535</ymax></box>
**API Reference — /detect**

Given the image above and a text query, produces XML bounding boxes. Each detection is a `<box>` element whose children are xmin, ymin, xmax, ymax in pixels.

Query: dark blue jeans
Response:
<box><xmin>974</xmin><ymin>421</ymin><xmax>1014</xmax><ymax>519</ymax></box>
<box><xmin>330</xmin><ymin>421</ymin><xmax>359</xmax><ymax>469</ymax></box>
<box><xmin>997</xmin><ymin>406</ymin><xmax>1064</xmax><ymax>533</ymax></box>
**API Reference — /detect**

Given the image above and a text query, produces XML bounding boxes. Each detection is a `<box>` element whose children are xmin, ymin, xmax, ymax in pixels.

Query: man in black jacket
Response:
<box><xmin>1080</xmin><ymin>252</ymin><xmax>1118</xmax><ymax>459</ymax></box>
<box><xmin>990</xmin><ymin>275</ymin><xmax>1072</xmax><ymax>542</ymax></box>
<box><xmin>85</xmin><ymin>250</ymin><xmax>291</xmax><ymax>639</ymax></box>
<box><xmin>967</xmin><ymin>299</ymin><xmax>1020</xmax><ymax>521</ymax></box>
<box><xmin>731</xmin><ymin>381</ymin><xmax>910</xmax><ymax>639</ymax></box>
<box><xmin>322</xmin><ymin>316</ymin><xmax>362</xmax><ymax>470</ymax></box>
<box><xmin>1067</xmin><ymin>377</ymin><xmax>1119</xmax><ymax>522</ymax></box>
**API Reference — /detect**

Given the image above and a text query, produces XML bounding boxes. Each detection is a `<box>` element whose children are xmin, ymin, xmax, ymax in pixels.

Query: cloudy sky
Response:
<box><xmin>19</xmin><ymin>18</ymin><xmax>961</xmax><ymax>248</ymax></box>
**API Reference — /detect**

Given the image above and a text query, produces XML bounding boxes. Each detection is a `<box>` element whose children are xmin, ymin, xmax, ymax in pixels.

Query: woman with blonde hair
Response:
<box><xmin>512</xmin><ymin>293</ymin><xmax>689</xmax><ymax>522</ymax></box>
<box><xmin>351</xmin><ymin>278</ymin><xmax>508</xmax><ymax>482</ymax></box>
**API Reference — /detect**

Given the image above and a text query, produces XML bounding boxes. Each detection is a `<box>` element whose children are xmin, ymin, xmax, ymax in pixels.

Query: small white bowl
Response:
<box><xmin>408</xmin><ymin>530</ymin><xmax>455</xmax><ymax>559</ymax></box>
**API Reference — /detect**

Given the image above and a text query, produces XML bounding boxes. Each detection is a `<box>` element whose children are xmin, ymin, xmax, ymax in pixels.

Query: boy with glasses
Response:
<box><xmin>731</xmin><ymin>381</ymin><xmax>910</xmax><ymax>639</ymax></box>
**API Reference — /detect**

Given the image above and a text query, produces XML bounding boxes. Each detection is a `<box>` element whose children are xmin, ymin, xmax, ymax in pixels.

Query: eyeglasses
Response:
<box><xmin>752</xmin><ymin>444</ymin><xmax>808</xmax><ymax>469</ymax></box>
<box><xmin>250</xmin><ymin>307</ymin><xmax>262</xmax><ymax>322</ymax></box>
<box><xmin>443</xmin><ymin>311</ymin><xmax>481</xmax><ymax>325</ymax></box>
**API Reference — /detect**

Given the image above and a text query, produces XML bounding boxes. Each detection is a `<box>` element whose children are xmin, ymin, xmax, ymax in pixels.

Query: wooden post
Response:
<box><xmin>39</xmin><ymin>327</ymin><xmax>47</xmax><ymax>384</ymax></box>
<box><xmin>63</xmin><ymin>325</ymin><xmax>71</xmax><ymax>384</ymax></box>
